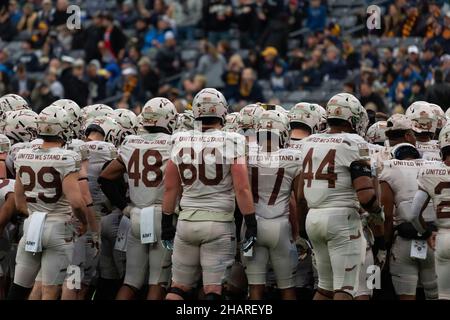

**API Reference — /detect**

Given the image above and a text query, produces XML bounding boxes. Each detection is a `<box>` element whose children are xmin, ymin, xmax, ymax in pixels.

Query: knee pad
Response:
<box><xmin>204</xmin><ymin>292</ymin><xmax>222</xmax><ymax>300</ymax></box>
<box><xmin>6</xmin><ymin>283</ymin><xmax>31</xmax><ymax>300</ymax></box>
<box><xmin>167</xmin><ymin>287</ymin><xmax>191</xmax><ymax>300</ymax></box>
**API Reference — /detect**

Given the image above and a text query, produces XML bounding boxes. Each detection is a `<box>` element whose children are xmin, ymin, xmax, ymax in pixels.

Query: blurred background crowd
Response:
<box><xmin>0</xmin><ymin>0</ymin><xmax>449</xmax><ymax>116</ymax></box>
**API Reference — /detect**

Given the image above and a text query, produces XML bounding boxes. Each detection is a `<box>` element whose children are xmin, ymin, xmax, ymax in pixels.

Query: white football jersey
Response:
<box><xmin>287</xmin><ymin>138</ymin><xmax>303</xmax><ymax>151</ymax></box>
<box><xmin>417</xmin><ymin>161</ymin><xmax>450</xmax><ymax>229</ymax></box>
<box><xmin>0</xmin><ymin>179</ymin><xmax>14</xmax><ymax>207</ymax></box>
<box><xmin>85</xmin><ymin>141</ymin><xmax>118</xmax><ymax>206</ymax></box>
<box><xmin>299</xmin><ymin>133</ymin><xmax>370</xmax><ymax>209</ymax></box>
<box><xmin>170</xmin><ymin>129</ymin><xmax>245</xmax><ymax>214</ymax></box>
<box><xmin>417</xmin><ymin>140</ymin><xmax>441</xmax><ymax>161</ymax></box>
<box><xmin>379</xmin><ymin>159</ymin><xmax>436</xmax><ymax>224</ymax></box>
<box><xmin>15</xmin><ymin>147</ymin><xmax>81</xmax><ymax>216</ymax></box>
<box><xmin>248</xmin><ymin>148</ymin><xmax>302</xmax><ymax>219</ymax></box>
<box><xmin>66</xmin><ymin>139</ymin><xmax>90</xmax><ymax>162</ymax></box>
<box><xmin>120</xmin><ymin>133</ymin><xmax>171</xmax><ymax>208</ymax></box>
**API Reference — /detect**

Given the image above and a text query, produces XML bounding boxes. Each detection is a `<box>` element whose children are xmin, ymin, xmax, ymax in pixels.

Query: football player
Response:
<box><xmin>161</xmin><ymin>88</ymin><xmax>255</xmax><ymax>300</ymax></box>
<box><xmin>244</xmin><ymin>109</ymin><xmax>300</xmax><ymax>300</ymax></box>
<box><xmin>8</xmin><ymin>106</ymin><xmax>87</xmax><ymax>300</ymax></box>
<box><xmin>287</xmin><ymin>102</ymin><xmax>321</xmax><ymax>150</ymax></box>
<box><xmin>406</xmin><ymin>101</ymin><xmax>440</xmax><ymax>161</ymax></box>
<box><xmin>99</xmin><ymin>98</ymin><xmax>177</xmax><ymax>300</ymax></box>
<box><xmin>407</xmin><ymin>124</ymin><xmax>450</xmax><ymax>300</ymax></box>
<box><xmin>298</xmin><ymin>93</ymin><xmax>383</xmax><ymax>300</ymax></box>
<box><xmin>379</xmin><ymin>142</ymin><xmax>438</xmax><ymax>300</ymax></box>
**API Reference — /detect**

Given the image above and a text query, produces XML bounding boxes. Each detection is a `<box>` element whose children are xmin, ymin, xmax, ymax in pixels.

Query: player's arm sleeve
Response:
<box><xmin>61</xmin><ymin>152</ymin><xmax>82</xmax><ymax>178</ymax></box>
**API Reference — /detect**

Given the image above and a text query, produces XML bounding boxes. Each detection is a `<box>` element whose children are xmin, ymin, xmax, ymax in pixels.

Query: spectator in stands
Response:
<box><xmin>270</xmin><ymin>60</ymin><xmax>292</xmax><ymax>92</ymax></box>
<box><xmin>62</xmin><ymin>59</ymin><xmax>89</xmax><ymax>107</ymax></box>
<box><xmin>425</xmin><ymin>68</ymin><xmax>450</xmax><ymax>111</ymax></box>
<box><xmin>142</xmin><ymin>15</ymin><xmax>172</xmax><ymax>53</ymax></box>
<box><xmin>31</xmin><ymin>81</ymin><xmax>57</xmax><ymax>113</ymax></box>
<box><xmin>258</xmin><ymin>46</ymin><xmax>286</xmax><ymax>80</ymax></box>
<box><xmin>155</xmin><ymin>31</ymin><xmax>182</xmax><ymax>79</ymax></box>
<box><xmin>229</xmin><ymin>67</ymin><xmax>264</xmax><ymax>106</ymax></box>
<box><xmin>134</xmin><ymin>17</ymin><xmax>149</xmax><ymax>49</ymax></box>
<box><xmin>0</xmin><ymin>49</ymin><xmax>13</xmax><ymax>77</ymax></box>
<box><xmin>52</xmin><ymin>0</ymin><xmax>71</xmax><ymax>26</ymax></box>
<box><xmin>116</xmin><ymin>0</ymin><xmax>138</xmax><ymax>29</ymax></box>
<box><xmin>119</xmin><ymin>66</ymin><xmax>140</xmax><ymax>107</ymax></box>
<box><xmin>390</xmin><ymin>62</ymin><xmax>423</xmax><ymax>106</ymax></box>
<box><xmin>10</xmin><ymin>63</ymin><xmax>35</xmax><ymax>101</ymax></box>
<box><xmin>258</xmin><ymin>11</ymin><xmax>289</xmax><ymax>57</ymax></box>
<box><xmin>343</xmin><ymin>82</ymin><xmax>356</xmax><ymax>94</ymax></box>
<box><xmin>285</xmin><ymin>0</ymin><xmax>304</xmax><ymax>33</ymax></box>
<box><xmin>342</xmin><ymin>38</ymin><xmax>360</xmax><ymax>70</ymax></box>
<box><xmin>16</xmin><ymin>2</ymin><xmax>36</xmax><ymax>33</ymax></box>
<box><xmin>203</xmin><ymin>0</ymin><xmax>233</xmax><ymax>45</ymax></box>
<box><xmin>31</xmin><ymin>22</ymin><xmax>49</xmax><ymax>49</ymax></box>
<box><xmin>223</xmin><ymin>53</ymin><xmax>244</xmax><ymax>100</ymax></box>
<box><xmin>8</xmin><ymin>0</ymin><xmax>22</xmax><ymax>27</ymax></box>
<box><xmin>84</xmin><ymin>12</ymin><xmax>105</xmax><ymax>63</ymax></box>
<box><xmin>86</xmin><ymin>60</ymin><xmax>107</xmax><ymax>104</ymax></box>
<box><xmin>236</xmin><ymin>0</ymin><xmax>259</xmax><ymax>49</ymax></box>
<box><xmin>197</xmin><ymin>41</ymin><xmax>227</xmax><ymax>89</ymax></box>
<box><xmin>306</xmin><ymin>0</ymin><xmax>327</xmax><ymax>31</ymax></box>
<box><xmin>420</xmin><ymin>45</ymin><xmax>440</xmax><ymax>77</ymax></box>
<box><xmin>299</xmin><ymin>49</ymin><xmax>322</xmax><ymax>88</ymax></box>
<box><xmin>100</xmin><ymin>12</ymin><xmax>127</xmax><ymax>61</ymax></box>
<box><xmin>46</xmin><ymin>68</ymin><xmax>64</xmax><ymax>99</ymax></box>
<box><xmin>36</xmin><ymin>0</ymin><xmax>55</xmax><ymax>26</ymax></box>
<box><xmin>137</xmin><ymin>56</ymin><xmax>159</xmax><ymax>102</ymax></box>
<box><xmin>183</xmin><ymin>74</ymin><xmax>206</xmax><ymax>102</ymax></box>
<box><xmin>169</xmin><ymin>0</ymin><xmax>202</xmax><ymax>41</ymax></box>
<box><xmin>217</xmin><ymin>40</ymin><xmax>234</xmax><ymax>62</ymax></box>
<box><xmin>441</xmin><ymin>54</ymin><xmax>450</xmax><ymax>81</ymax></box>
<box><xmin>322</xmin><ymin>45</ymin><xmax>348</xmax><ymax>80</ymax></box>
<box><xmin>401</xmin><ymin>3</ymin><xmax>426</xmax><ymax>37</ymax></box>
<box><xmin>404</xmin><ymin>79</ymin><xmax>425</xmax><ymax>106</ymax></box>
<box><xmin>146</xmin><ymin>0</ymin><xmax>169</xmax><ymax>28</ymax></box>
<box><xmin>383</xmin><ymin>3</ymin><xmax>404</xmax><ymax>37</ymax></box>
<box><xmin>360</xmin><ymin>40</ymin><xmax>379</xmax><ymax>68</ymax></box>
<box><xmin>359</xmin><ymin>81</ymin><xmax>388</xmax><ymax>114</ymax></box>
<box><xmin>18</xmin><ymin>40</ymin><xmax>40</xmax><ymax>72</ymax></box>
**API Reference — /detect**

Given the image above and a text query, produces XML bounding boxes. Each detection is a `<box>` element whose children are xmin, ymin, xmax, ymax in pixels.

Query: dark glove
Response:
<box><xmin>161</xmin><ymin>213</ymin><xmax>175</xmax><ymax>250</ymax></box>
<box><xmin>241</xmin><ymin>213</ymin><xmax>257</xmax><ymax>253</ymax></box>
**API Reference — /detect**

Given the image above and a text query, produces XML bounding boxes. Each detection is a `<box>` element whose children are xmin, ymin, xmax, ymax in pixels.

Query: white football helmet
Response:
<box><xmin>366</xmin><ymin>121</ymin><xmax>388</xmax><ymax>145</ymax></box>
<box><xmin>82</xmin><ymin>104</ymin><xmax>114</xmax><ymax>122</ymax></box>
<box><xmin>239</xmin><ymin>104</ymin><xmax>265</xmax><ymax>130</ymax></box>
<box><xmin>0</xmin><ymin>134</ymin><xmax>11</xmax><ymax>153</ymax></box>
<box><xmin>405</xmin><ymin>101</ymin><xmax>437</xmax><ymax>134</ymax></box>
<box><xmin>85</xmin><ymin>116</ymin><xmax>120</xmax><ymax>145</ymax></box>
<box><xmin>0</xmin><ymin>94</ymin><xmax>29</xmax><ymax>111</ymax></box>
<box><xmin>223</xmin><ymin>112</ymin><xmax>240</xmax><ymax>132</ymax></box>
<box><xmin>112</xmin><ymin>108</ymin><xmax>139</xmax><ymax>143</ymax></box>
<box><xmin>288</xmin><ymin>102</ymin><xmax>321</xmax><ymax>134</ymax></box>
<box><xmin>316</xmin><ymin>104</ymin><xmax>327</xmax><ymax>132</ymax></box>
<box><xmin>257</xmin><ymin>109</ymin><xmax>290</xmax><ymax>147</ymax></box>
<box><xmin>192</xmin><ymin>88</ymin><xmax>228</xmax><ymax>124</ymax></box>
<box><xmin>140</xmin><ymin>97</ymin><xmax>178</xmax><ymax>133</ymax></box>
<box><xmin>176</xmin><ymin>109</ymin><xmax>195</xmax><ymax>131</ymax></box>
<box><xmin>429</xmin><ymin>103</ymin><xmax>446</xmax><ymax>130</ymax></box>
<box><xmin>4</xmin><ymin>109</ymin><xmax>38</xmax><ymax>143</ymax></box>
<box><xmin>37</xmin><ymin>106</ymin><xmax>73</xmax><ymax>142</ymax></box>
<box><xmin>326</xmin><ymin>93</ymin><xmax>368</xmax><ymax>136</ymax></box>
<box><xmin>439</xmin><ymin>124</ymin><xmax>450</xmax><ymax>150</ymax></box>
<box><xmin>49</xmin><ymin>99</ymin><xmax>83</xmax><ymax>139</ymax></box>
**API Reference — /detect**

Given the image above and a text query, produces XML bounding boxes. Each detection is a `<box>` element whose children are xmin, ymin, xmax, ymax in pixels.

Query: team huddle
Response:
<box><xmin>0</xmin><ymin>89</ymin><xmax>449</xmax><ymax>300</ymax></box>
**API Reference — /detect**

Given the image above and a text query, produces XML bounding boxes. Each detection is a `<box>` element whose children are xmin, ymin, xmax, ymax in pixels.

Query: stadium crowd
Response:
<box><xmin>0</xmin><ymin>0</ymin><xmax>449</xmax><ymax>117</ymax></box>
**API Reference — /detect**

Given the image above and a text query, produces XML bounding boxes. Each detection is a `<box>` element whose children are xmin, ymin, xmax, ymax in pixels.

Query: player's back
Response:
<box><xmin>300</xmin><ymin>132</ymin><xmax>369</xmax><ymax>209</ymax></box>
<box><xmin>171</xmin><ymin>129</ymin><xmax>245</xmax><ymax>218</ymax></box>
<box><xmin>15</xmin><ymin>147</ymin><xmax>80</xmax><ymax>217</ymax></box>
<box><xmin>417</xmin><ymin>140</ymin><xmax>440</xmax><ymax>161</ymax></box>
<box><xmin>85</xmin><ymin>140</ymin><xmax>117</xmax><ymax>206</ymax></box>
<box><xmin>120</xmin><ymin>133</ymin><xmax>171</xmax><ymax>208</ymax></box>
<box><xmin>379</xmin><ymin>159</ymin><xmax>436</xmax><ymax>224</ymax></box>
<box><xmin>418</xmin><ymin>161</ymin><xmax>450</xmax><ymax>229</ymax></box>
<box><xmin>248</xmin><ymin>148</ymin><xmax>301</xmax><ymax>219</ymax></box>
<box><xmin>287</xmin><ymin>138</ymin><xmax>303</xmax><ymax>151</ymax></box>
